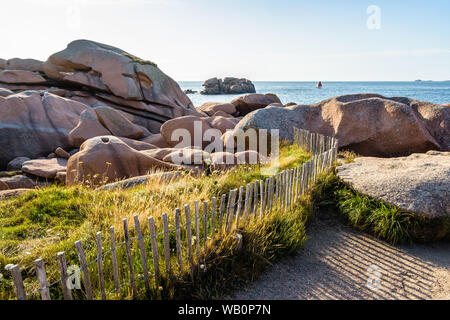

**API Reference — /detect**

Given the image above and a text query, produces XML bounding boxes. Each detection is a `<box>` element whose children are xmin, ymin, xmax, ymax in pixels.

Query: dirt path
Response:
<box><xmin>230</xmin><ymin>211</ymin><xmax>450</xmax><ymax>300</ymax></box>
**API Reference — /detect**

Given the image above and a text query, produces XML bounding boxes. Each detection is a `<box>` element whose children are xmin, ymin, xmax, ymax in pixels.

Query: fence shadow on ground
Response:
<box><xmin>231</xmin><ymin>211</ymin><xmax>448</xmax><ymax>300</ymax></box>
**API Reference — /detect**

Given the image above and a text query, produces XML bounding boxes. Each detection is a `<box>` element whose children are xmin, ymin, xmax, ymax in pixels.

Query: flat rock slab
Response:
<box><xmin>0</xmin><ymin>174</ymin><xmax>36</xmax><ymax>190</ymax></box>
<box><xmin>22</xmin><ymin>158</ymin><xmax>68</xmax><ymax>179</ymax></box>
<box><xmin>0</xmin><ymin>188</ymin><xmax>32</xmax><ymax>199</ymax></box>
<box><xmin>95</xmin><ymin>171</ymin><xmax>183</xmax><ymax>191</ymax></box>
<box><xmin>337</xmin><ymin>151</ymin><xmax>450</xmax><ymax>218</ymax></box>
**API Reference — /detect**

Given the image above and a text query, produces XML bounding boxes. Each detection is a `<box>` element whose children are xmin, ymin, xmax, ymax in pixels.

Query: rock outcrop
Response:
<box><xmin>0</xmin><ymin>175</ymin><xmax>36</xmax><ymax>190</ymax></box>
<box><xmin>95</xmin><ymin>171</ymin><xmax>183</xmax><ymax>191</ymax></box>
<box><xmin>162</xmin><ymin>149</ymin><xmax>211</xmax><ymax>165</ymax></box>
<box><xmin>22</xmin><ymin>158</ymin><xmax>68</xmax><ymax>179</ymax></box>
<box><xmin>0</xmin><ymin>91</ymin><xmax>91</xmax><ymax>168</ymax></box>
<box><xmin>6</xmin><ymin>157</ymin><xmax>30</xmax><ymax>171</ymax></box>
<box><xmin>0</xmin><ymin>189</ymin><xmax>32</xmax><ymax>200</ymax></box>
<box><xmin>68</xmin><ymin>109</ymin><xmax>111</xmax><ymax>147</ymax></box>
<box><xmin>160</xmin><ymin>115</ymin><xmax>213</xmax><ymax>148</ymax></box>
<box><xmin>336</xmin><ymin>151</ymin><xmax>450</xmax><ymax>218</ymax></box>
<box><xmin>0</xmin><ymin>39</ymin><xmax>210</xmax><ymax>169</ymax></box>
<box><xmin>206</xmin><ymin>116</ymin><xmax>240</xmax><ymax>134</ymax></box>
<box><xmin>0</xmin><ymin>70</ymin><xmax>47</xmax><ymax>84</ymax></box>
<box><xmin>0</xmin><ymin>88</ymin><xmax>14</xmax><ymax>97</ymax></box>
<box><xmin>0</xmin><ymin>58</ymin><xmax>44</xmax><ymax>72</ymax></box>
<box><xmin>231</xmin><ymin>93</ymin><xmax>282</xmax><ymax>116</ymax></box>
<box><xmin>94</xmin><ymin>106</ymin><xmax>147</xmax><ymax>139</ymax></box>
<box><xmin>42</xmin><ymin>39</ymin><xmax>200</xmax><ymax>132</ymax></box>
<box><xmin>140</xmin><ymin>134</ymin><xmax>171</xmax><ymax>148</ymax></box>
<box><xmin>201</xmin><ymin>77</ymin><xmax>256</xmax><ymax>95</ymax></box>
<box><xmin>233</xmin><ymin>94</ymin><xmax>449</xmax><ymax>157</ymax></box>
<box><xmin>197</xmin><ymin>102</ymin><xmax>237</xmax><ymax>116</ymax></box>
<box><xmin>66</xmin><ymin>136</ymin><xmax>181</xmax><ymax>185</ymax></box>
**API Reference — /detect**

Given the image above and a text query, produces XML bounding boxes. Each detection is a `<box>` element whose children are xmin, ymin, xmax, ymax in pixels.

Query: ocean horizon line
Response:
<box><xmin>179</xmin><ymin>80</ymin><xmax>450</xmax><ymax>83</ymax></box>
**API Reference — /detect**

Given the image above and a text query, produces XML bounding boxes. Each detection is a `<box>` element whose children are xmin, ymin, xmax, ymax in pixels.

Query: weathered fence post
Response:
<box><xmin>57</xmin><ymin>252</ymin><xmax>73</xmax><ymax>300</ymax></box>
<box><xmin>162</xmin><ymin>213</ymin><xmax>171</xmax><ymax>276</ymax></box>
<box><xmin>34</xmin><ymin>259</ymin><xmax>51</xmax><ymax>300</ymax></box>
<box><xmin>95</xmin><ymin>232</ymin><xmax>107</xmax><ymax>300</ymax></box>
<box><xmin>219</xmin><ymin>194</ymin><xmax>226</xmax><ymax>232</ymax></box>
<box><xmin>134</xmin><ymin>216</ymin><xmax>150</xmax><ymax>293</ymax></box>
<box><xmin>75</xmin><ymin>240</ymin><xmax>94</xmax><ymax>300</ymax></box>
<box><xmin>244</xmin><ymin>183</ymin><xmax>250</xmax><ymax>218</ymax></box>
<box><xmin>148</xmin><ymin>216</ymin><xmax>160</xmax><ymax>284</ymax></box>
<box><xmin>194</xmin><ymin>200</ymin><xmax>200</xmax><ymax>264</ymax></box>
<box><xmin>109</xmin><ymin>226</ymin><xmax>120</xmax><ymax>292</ymax></box>
<box><xmin>259</xmin><ymin>180</ymin><xmax>264</xmax><ymax>217</ymax></box>
<box><xmin>184</xmin><ymin>204</ymin><xmax>194</xmax><ymax>279</ymax></box>
<box><xmin>253</xmin><ymin>181</ymin><xmax>258</xmax><ymax>214</ymax></box>
<box><xmin>122</xmin><ymin>219</ymin><xmax>137</xmax><ymax>299</ymax></box>
<box><xmin>175</xmin><ymin>208</ymin><xmax>183</xmax><ymax>272</ymax></box>
<box><xmin>211</xmin><ymin>197</ymin><xmax>217</xmax><ymax>238</ymax></box>
<box><xmin>10</xmin><ymin>265</ymin><xmax>26</xmax><ymax>300</ymax></box>
<box><xmin>203</xmin><ymin>201</ymin><xmax>208</xmax><ymax>250</ymax></box>
<box><xmin>235</xmin><ymin>186</ymin><xmax>244</xmax><ymax>227</ymax></box>
<box><xmin>226</xmin><ymin>189</ymin><xmax>238</xmax><ymax>231</ymax></box>
<box><xmin>274</xmin><ymin>173</ymin><xmax>280</xmax><ymax>209</ymax></box>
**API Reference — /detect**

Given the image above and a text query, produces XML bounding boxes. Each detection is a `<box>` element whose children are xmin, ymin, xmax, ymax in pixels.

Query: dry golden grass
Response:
<box><xmin>0</xmin><ymin>143</ymin><xmax>311</xmax><ymax>300</ymax></box>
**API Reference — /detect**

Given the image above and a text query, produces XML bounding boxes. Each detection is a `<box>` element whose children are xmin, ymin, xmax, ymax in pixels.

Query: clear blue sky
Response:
<box><xmin>2</xmin><ymin>0</ymin><xmax>449</xmax><ymax>81</ymax></box>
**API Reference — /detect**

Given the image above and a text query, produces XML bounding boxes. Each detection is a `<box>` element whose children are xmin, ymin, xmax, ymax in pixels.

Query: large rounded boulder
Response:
<box><xmin>234</xmin><ymin>94</ymin><xmax>449</xmax><ymax>157</ymax></box>
<box><xmin>43</xmin><ymin>40</ymin><xmax>204</xmax><ymax>133</ymax></box>
<box><xmin>68</xmin><ymin>109</ymin><xmax>111</xmax><ymax>147</ymax></box>
<box><xmin>160</xmin><ymin>115</ymin><xmax>213</xmax><ymax>148</ymax></box>
<box><xmin>197</xmin><ymin>102</ymin><xmax>237</xmax><ymax>116</ymax></box>
<box><xmin>66</xmin><ymin>136</ymin><xmax>180</xmax><ymax>185</ymax></box>
<box><xmin>231</xmin><ymin>93</ymin><xmax>282</xmax><ymax>116</ymax></box>
<box><xmin>44</xmin><ymin>40</ymin><xmax>195</xmax><ymax>111</ymax></box>
<box><xmin>0</xmin><ymin>91</ymin><xmax>91</xmax><ymax>169</ymax></box>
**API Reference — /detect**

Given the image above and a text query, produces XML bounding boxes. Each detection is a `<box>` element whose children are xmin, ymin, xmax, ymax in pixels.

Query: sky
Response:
<box><xmin>1</xmin><ymin>0</ymin><xmax>449</xmax><ymax>81</ymax></box>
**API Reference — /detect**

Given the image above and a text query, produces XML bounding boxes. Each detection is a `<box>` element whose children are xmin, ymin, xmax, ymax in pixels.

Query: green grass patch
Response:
<box><xmin>121</xmin><ymin>53</ymin><xmax>158</xmax><ymax>68</ymax></box>
<box><xmin>0</xmin><ymin>171</ymin><xmax>22</xmax><ymax>178</ymax></box>
<box><xmin>311</xmin><ymin>170</ymin><xmax>450</xmax><ymax>244</ymax></box>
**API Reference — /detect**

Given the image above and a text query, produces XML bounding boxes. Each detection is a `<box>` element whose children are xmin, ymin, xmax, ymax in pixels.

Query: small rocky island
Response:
<box><xmin>201</xmin><ymin>77</ymin><xmax>256</xmax><ymax>95</ymax></box>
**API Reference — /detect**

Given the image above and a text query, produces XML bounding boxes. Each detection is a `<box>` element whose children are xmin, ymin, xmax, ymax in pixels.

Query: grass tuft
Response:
<box><xmin>311</xmin><ymin>170</ymin><xmax>450</xmax><ymax>244</ymax></box>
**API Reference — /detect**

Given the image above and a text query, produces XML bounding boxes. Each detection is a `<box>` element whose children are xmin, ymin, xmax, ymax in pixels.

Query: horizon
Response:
<box><xmin>179</xmin><ymin>80</ymin><xmax>450</xmax><ymax>82</ymax></box>
<box><xmin>1</xmin><ymin>0</ymin><xmax>450</xmax><ymax>81</ymax></box>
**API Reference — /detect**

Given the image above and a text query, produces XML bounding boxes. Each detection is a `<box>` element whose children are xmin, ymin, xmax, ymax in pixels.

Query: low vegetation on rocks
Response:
<box><xmin>311</xmin><ymin>170</ymin><xmax>450</xmax><ymax>244</ymax></box>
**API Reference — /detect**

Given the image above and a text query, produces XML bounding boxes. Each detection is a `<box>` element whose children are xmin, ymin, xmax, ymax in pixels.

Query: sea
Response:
<box><xmin>178</xmin><ymin>81</ymin><xmax>450</xmax><ymax>107</ymax></box>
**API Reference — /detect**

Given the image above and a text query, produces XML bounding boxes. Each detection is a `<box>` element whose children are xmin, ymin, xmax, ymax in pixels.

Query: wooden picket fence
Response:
<box><xmin>8</xmin><ymin>127</ymin><xmax>338</xmax><ymax>300</ymax></box>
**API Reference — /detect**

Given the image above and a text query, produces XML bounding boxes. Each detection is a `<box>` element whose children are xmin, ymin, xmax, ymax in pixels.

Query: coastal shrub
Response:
<box><xmin>311</xmin><ymin>170</ymin><xmax>450</xmax><ymax>244</ymax></box>
<box><xmin>337</xmin><ymin>150</ymin><xmax>360</xmax><ymax>164</ymax></box>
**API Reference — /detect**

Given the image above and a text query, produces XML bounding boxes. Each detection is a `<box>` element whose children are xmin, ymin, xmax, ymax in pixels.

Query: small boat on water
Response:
<box><xmin>317</xmin><ymin>81</ymin><xmax>323</xmax><ymax>88</ymax></box>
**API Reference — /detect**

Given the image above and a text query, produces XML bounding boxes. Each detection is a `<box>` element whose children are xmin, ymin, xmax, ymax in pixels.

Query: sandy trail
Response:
<box><xmin>230</xmin><ymin>210</ymin><xmax>450</xmax><ymax>300</ymax></box>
